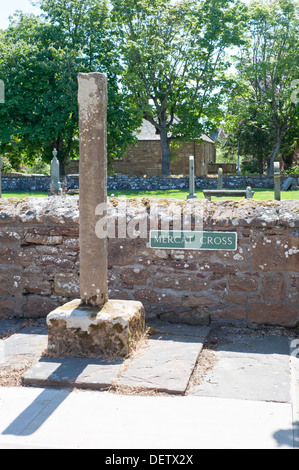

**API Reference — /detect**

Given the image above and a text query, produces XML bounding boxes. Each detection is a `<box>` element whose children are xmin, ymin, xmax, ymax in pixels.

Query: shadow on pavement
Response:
<box><xmin>273</xmin><ymin>421</ymin><xmax>299</xmax><ymax>449</ymax></box>
<box><xmin>2</xmin><ymin>388</ymin><xmax>70</xmax><ymax>437</ymax></box>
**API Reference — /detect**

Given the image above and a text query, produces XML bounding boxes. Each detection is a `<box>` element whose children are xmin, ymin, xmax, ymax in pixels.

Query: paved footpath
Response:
<box><xmin>0</xmin><ymin>319</ymin><xmax>298</xmax><ymax>449</ymax></box>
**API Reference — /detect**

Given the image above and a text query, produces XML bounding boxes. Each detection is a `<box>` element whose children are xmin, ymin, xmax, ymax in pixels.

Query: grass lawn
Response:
<box><xmin>1</xmin><ymin>189</ymin><xmax>299</xmax><ymax>200</ymax></box>
<box><xmin>107</xmin><ymin>188</ymin><xmax>299</xmax><ymax>201</ymax></box>
<box><xmin>2</xmin><ymin>191</ymin><xmax>49</xmax><ymax>198</ymax></box>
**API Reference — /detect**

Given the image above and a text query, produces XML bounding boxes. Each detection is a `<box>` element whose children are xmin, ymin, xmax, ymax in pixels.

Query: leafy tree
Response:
<box><xmin>280</xmin><ymin>114</ymin><xmax>299</xmax><ymax>170</ymax></box>
<box><xmin>39</xmin><ymin>0</ymin><xmax>142</xmax><ymax>166</ymax></box>
<box><xmin>0</xmin><ymin>1</ymin><xmax>141</xmax><ymax>173</ymax></box>
<box><xmin>222</xmin><ymin>99</ymin><xmax>275</xmax><ymax>174</ymax></box>
<box><xmin>224</xmin><ymin>0</ymin><xmax>299</xmax><ymax>175</ymax></box>
<box><xmin>111</xmin><ymin>0</ymin><xmax>247</xmax><ymax>175</ymax></box>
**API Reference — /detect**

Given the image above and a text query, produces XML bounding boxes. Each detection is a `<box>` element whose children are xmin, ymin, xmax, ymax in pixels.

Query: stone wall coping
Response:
<box><xmin>0</xmin><ymin>197</ymin><xmax>298</xmax><ymax>229</ymax></box>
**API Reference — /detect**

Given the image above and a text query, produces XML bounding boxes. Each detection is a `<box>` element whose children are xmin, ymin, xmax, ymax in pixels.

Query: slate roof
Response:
<box><xmin>135</xmin><ymin>120</ymin><xmax>214</xmax><ymax>144</ymax></box>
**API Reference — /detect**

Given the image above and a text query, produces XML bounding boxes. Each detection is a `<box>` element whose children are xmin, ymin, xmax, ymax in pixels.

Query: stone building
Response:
<box><xmin>111</xmin><ymin>120</ymin><xmax>216</xmax><ymax>177</ymax></box>
<box><xmin>65</xmin><ymin>120</ymin><xmax>216</xmax><ymax>177</ymax></box>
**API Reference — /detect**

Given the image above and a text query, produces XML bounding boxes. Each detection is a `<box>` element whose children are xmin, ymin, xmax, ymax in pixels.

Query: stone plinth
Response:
<box><xmin>46</xmin><ymin>299</ymin><xmax>145</xmax><ymax>359</ymax></box>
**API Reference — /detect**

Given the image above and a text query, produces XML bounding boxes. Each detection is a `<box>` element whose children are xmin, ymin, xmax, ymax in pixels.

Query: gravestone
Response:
<box><xmin>246</xmin><ymin>186</ymin><xmax>254</xmax><ymax>198</ymax></box>
<box><xmin>274</xmin><ymin>162</ymin><xmax>281</xmax><ymax>201</ymax></box>
<box><xmin>46</xmin><ymin>73</ymin><xmax>145</xmax><ymax>359</ymax></box>
<box><xmin>50</xmin><ymin>154</ymin><xmax>60</xmax><ymax>194</ymax></box>
<box><xmin>217</xmin><ymin>168</ymin><xmax>223</xmax><ymax>190</ymax></box>
<box><xmin>282</xmin><ymin>176</ymin><xmax>298</xmax><ymax>191</ymax></box>
<box><xmin>187</xmin><ymin>155</ymin><xmax>197</xmax><ymax>199</ymax></box>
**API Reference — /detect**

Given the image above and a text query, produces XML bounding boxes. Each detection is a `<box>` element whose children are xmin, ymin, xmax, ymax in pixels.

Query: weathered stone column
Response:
<box><xmin>78</xmin><ymin>73</ymin><xmax>109</xmax><ymax>307</ymax></box>
<box><xmin>46</xmin><ymin>72</ymin><xmax>145</xmax><ymax>359</ymax></box>
<box><xmin>50</xmin><ymin>155</ymin><xmax>60</xmax><ymax>194</ymax></box>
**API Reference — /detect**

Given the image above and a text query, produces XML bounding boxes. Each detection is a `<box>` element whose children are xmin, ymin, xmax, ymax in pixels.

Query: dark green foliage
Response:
<box><xmin>0</xmin><ymin>1</ymin><xmax>141</xmax><ymax>173</ymax></box>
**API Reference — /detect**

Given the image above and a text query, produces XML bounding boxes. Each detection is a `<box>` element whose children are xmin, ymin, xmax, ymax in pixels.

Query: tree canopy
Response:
<box><xmin>0</xmin><ymin>0</ymin><xmax>298</xmax><ymax>176</ymax></box>
<box><xmin>223</xmin><ymin>0</ymin><xmax>299</xmax><ymax>174</ymax></box>
<box><xmin>0</xmin><ymin>0</ymin><xmax>141</xmax><ymax>172</ymax></box>
<box><xmin>111</xmin><ymin>0</ymin><xmax>247</xmax><ymax>175</ymax></box>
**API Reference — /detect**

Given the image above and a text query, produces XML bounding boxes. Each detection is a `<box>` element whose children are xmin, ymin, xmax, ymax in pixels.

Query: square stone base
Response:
<box><xmin>46</xmin><ymin>299</ymin><xmax>145</xmax><ymax>359</ymax></box>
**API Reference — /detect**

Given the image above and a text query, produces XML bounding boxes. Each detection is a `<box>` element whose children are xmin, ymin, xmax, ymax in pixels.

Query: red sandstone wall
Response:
<box><xmin>0</xmin><ymin>197</ymin><xmax>298</xmax><ymax>327</ymax></box>
<box><xmin>65</xmin><ymin>140</ymin><xmax>216</xmax><ymax>176</ymax></box>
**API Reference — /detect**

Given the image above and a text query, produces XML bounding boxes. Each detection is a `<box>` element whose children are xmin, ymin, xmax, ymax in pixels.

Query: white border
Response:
<box><xmin>0</xmin><ymin>339</ymin><xmax>5</xmax><ymax>364</ymax></box>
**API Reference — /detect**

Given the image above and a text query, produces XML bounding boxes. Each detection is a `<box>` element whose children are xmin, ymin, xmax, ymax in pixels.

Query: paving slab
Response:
<box><xmin>147</xmin><ymin>321</ymin><xmax>210</xmax><ymax>338</ymax></box>
<box><xmin>21</xmin><ymin>324</ymin><xmax>209</xmax><ymax>393</ymax></box>
<box><xmin>0</xmin><ymin>320</ymin><xmax>47</xmax><ymax>338</ymax></box>
<box><xmin>0</xmin><ymin>319</ymin><xmax>25</xmax><ymax>338</ymax></box>
<box><xmin>1</xmin><ymin>327</ymin><xmax>48</xmax><ymax>371</ymax></box>
<box><xmin>22</xmin><ymin>357</ymin><xmax>122</xmax><ymax>390</ymax></box>
<box><xmin>188</xmin><ymin>330</ymin><xmax>291</xmax><ymax>403</ymax></box>
<box><xmin>0</xmin><ymin>320</ymin><xmax>298</xmax><ymax>448</ymax></box>
<box><xmin>116</xmin><ymin>328</ymin><xmax>210</xmax><ymax>394</ymax></box>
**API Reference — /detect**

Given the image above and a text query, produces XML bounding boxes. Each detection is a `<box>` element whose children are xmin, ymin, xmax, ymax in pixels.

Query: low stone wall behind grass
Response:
<box><xmin>1</xmin><ymin>172</ymin><xmax>299</xmax><ymax>192</ymax></box>
<box><xmin>0</xmin><ymin>197</ymin><xmax>298</xmax><ymax>328</ymax></box>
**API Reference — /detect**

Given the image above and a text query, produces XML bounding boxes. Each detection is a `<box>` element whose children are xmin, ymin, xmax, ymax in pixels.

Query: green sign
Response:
<box><xmin>150</xmin><ymin>230</ymin><xmax>237</xmax><ymax>251</ymax></box>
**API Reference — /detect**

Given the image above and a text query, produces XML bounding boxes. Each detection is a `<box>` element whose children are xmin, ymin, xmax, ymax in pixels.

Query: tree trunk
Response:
<box><xmin>258</xmin><ymin>159</ymin><xmax>264</xmax><ymax>175</ymax></box>
<box><xmin>56</xmin><ymin>133</ymin><xmax>74</xmax><ymax>178</ymax></box>
<box><xmin>160</xmin><ymin>128</ymin><xmax>171</xmax><ymax>176</ymax></box>
<box><xmin>282</xmin><ymin>150</ymin><xmax>295</xmax><ymax>170</ymax></box>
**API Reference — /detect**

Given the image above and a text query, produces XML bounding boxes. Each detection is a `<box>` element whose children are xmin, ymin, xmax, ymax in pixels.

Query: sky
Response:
<box><xmin>0</xmin><ymin>0</ymin><xmax>42</xmax><ymax>30</ymax></box>
<box><xmin>0</xmin><ymin>0</ymin><xmax>252</xmax><ymax>30</ymax></box>
<box><xmin>0</xmin><ymin>0</ymin><xmax>254</xmax><ymax>29</ymax></box>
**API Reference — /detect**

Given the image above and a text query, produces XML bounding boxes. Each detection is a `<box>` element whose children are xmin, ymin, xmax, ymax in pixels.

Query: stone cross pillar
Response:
<box><xmin>46</xmin><ymin>72</ymin><xmax>145</xmax><ymax>359</ymax></box>
<box><xmin>274</xmin><ymin>162</ymin><xmax>281</xmax><ymax>201</ymax></box>
<box><xmin>217</xmin><ymin>168</ymin><xmax>223</xmax><ymax>190</ymax></box>
<box><xmin>78</xmin><ymin>73</ymin><xmax>109</xmax><ymax>307</ymax></box>
<box><xmin>187</xmin><ymin>156</ymin><xmax>197</xmax><ymax>199</ymax></box>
